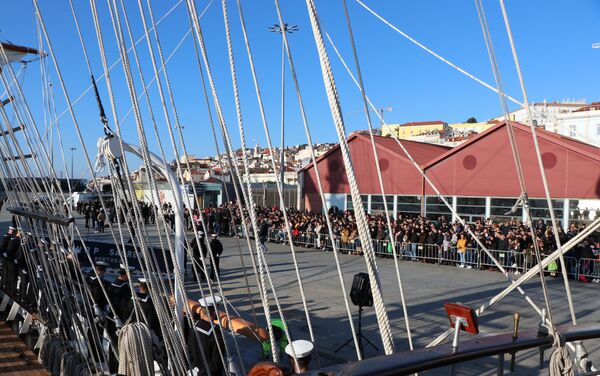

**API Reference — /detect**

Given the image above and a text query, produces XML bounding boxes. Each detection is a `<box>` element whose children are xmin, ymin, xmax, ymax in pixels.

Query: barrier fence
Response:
<box><xmin>241</xmin><ymin>229</ymin><xmax>600</xmax><ymax>281</ymax></box>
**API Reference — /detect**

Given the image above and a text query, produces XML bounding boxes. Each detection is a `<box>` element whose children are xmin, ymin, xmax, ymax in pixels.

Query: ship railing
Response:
<box><xmin>304</xmin><ymin>323</ymin><xmax>600</xmax><ymax>376</ymax></box>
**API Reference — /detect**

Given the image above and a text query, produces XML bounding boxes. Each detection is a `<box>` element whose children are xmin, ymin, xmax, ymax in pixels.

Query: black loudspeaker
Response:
<box><xmin>350</xmin><ymin>272</ymin><xmax>372</xmax><ymax>307</ymax></box>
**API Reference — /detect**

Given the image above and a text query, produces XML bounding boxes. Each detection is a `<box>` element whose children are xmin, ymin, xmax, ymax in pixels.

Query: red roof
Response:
<box><xmin>424</xmin><ymin>120</ymin><xmax>600</xmax><ymax>169</ymax></box>
<box><xmin>300</xmin><ymin>132</ymin><xmax>450</xmax><ymax>172</ymax></box>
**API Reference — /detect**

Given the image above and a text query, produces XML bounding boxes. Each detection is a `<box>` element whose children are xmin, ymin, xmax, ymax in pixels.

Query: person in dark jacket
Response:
<box><xmin>191</xmin><ymin>232</ymin><xmax>208</xmax><ymax>282</ymax></box>
<box><xmin>209</xmin><ymin>234</ymin><xmax>223</xmax><ymax>281</ymax></box>
<box><xmin>123</xmin><ymin>278</ymin><xmax>161</xmax><ymax>335</ymax></box>
<box><xmin>87</xmin><ymin>261</ymin><xmax>110</xmax><ymax>310</ymax></box>
<box><xmin>188</xmin><ymin>295</ymin><xmax>225</xmax><ymax>376</ymax></box>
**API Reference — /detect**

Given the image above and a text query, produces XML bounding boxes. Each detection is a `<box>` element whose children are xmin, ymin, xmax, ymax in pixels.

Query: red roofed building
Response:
<box><xmin>298</xmin><ymin>132</ymin><xmax>450</xmax><ymax>213</ymax></box>
<box><xmin>298</xmin><ymin>123</ymin><xmax>600</xmax><ymax>228</ymax></box>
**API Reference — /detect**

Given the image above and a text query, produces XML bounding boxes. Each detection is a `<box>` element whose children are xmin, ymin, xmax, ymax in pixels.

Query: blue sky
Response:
<box><xmin>1</xmin><ymin>0</ymin><xmax>599</xmax><ymax>178</ymax></box>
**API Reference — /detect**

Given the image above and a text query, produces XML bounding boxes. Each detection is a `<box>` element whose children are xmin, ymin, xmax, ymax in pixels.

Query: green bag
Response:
<box><xmin>547</xmin><ymin>260</ymin><xmax>558</xmax><ymax>272</ymax></box>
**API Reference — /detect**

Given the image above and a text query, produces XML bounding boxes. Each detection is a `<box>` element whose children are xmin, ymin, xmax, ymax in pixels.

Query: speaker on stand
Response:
<box><xmin>334</xmin><ymin>272</ymin><xmax>379</xmax><ymax>358</ymax></box>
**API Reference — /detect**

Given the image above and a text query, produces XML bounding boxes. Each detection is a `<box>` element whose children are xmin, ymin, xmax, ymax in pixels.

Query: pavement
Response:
<box><xmin>5</xmin><ymin>210</ymin><xmax>600</xmax><ymax>375</ymax></box>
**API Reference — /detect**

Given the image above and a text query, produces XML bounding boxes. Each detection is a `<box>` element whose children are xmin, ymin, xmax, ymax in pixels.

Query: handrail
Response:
<box><xmin>305</xmin><ymin>323</ymin><xmax>600</xmax><ymax>375</ymax></box>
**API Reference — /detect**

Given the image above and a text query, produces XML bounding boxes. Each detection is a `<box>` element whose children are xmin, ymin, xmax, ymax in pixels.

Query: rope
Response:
<box><xmin>310</xmin><ymin>23</ymin><xmax>553</xmax><ymax>350</ymax></box>
<box><xmin>473</xmin><ymin>3</ymin><xmax>575</xmax><ymax>374</ymax></box>
<box><xmin>339</xmin><ymin>0</ymin><xmax>413</xmax><ymax>350</ymax></box>
<box><xmin>117</xmin><ymin>323</ymin><xmax>155</xmax><ymax>376</ymax></box>
<box><xmin>222</xmin><ymin>0</ymin><xmax>316</xmax><ymax>364</ymax></box>
<box><xmin>355</xmin><ymin>0</ymin><xmax>523</xmax><ymax>107</ymax></box>
<box><xmin>256</xmin><ymin>0</ymin><xmax>363</xmax><ymax>359</ymax></box>
<box><xmin>304</xmin><ymin>0</ymin><xmax>395</xmax><ymax>355</ymax></box>
<box><xmin>498</xmin><ymin>0</ymin><xmax>578</xmax><ymax>326</ymax></box>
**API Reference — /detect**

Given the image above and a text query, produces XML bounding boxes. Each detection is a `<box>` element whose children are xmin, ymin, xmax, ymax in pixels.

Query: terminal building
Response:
<box><xmin>298</xmin><ymin>121</ymin><xmax>600</xmax><ymax>229</ymax></box>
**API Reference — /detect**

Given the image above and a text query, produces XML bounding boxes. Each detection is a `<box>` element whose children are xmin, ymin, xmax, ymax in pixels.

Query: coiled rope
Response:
<box><xmin>117</xmin><ymin>323</ymin><xmax>155</xmax><ymax>376</ymax></box>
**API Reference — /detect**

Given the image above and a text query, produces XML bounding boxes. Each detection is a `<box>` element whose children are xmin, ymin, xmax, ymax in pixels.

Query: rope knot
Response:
<box><xmin>549</xmin><ymin>330</ymin><xmax>574</xmax><ymax>376</ymax></box>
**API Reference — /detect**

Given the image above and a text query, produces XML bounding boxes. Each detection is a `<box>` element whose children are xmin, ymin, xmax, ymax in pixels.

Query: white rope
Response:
<box><xmin>223</xmin><ymin>0</ymin><xmax>317</xmax><ymax>362</ymax></box>
<box><xmin>255</xmin><ymin>0</ymin><xmax>363</xmax><ymax>359</ymax></box>
<box><xmin>339</xmin><ymin>0</ymin><xmax>414</xmax><ymax>350</ymax></box>
<box><xmin>304</xmin><ymin>0</ymin><xmax>395</xmax><ymax>355</ymax></box>
<box><xmin>498</xmin><ymin>0</ymin><xmax>578</xmax><ymax>326</ymax></box>
<box><xmin>355</xmin><ymin>0</ymin><xmax>523</xmax><ymax>107</ymax></box>
<box><xmin>118</xmin><ymin>323</ymin><xmax>154</xmax><ymax>376</ymax></box>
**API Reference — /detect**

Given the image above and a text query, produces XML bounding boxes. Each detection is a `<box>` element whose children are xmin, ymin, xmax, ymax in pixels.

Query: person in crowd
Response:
<box><xmin>284</xmin><ymin>339</ymin><xmax>314</xmax><ymax>373</ymax></box>
<box><xmin>190</xmin><ymin>231</ymin><xmax>208</xmax><ymax>282</ymax></box>
<box><xmin>457</xmin><ymin>233</ymin><xmax>470</xmax><ymax>268</ymax></box>
<box><xmin>209</xmin><ymin>234</ymin><xmax>223</xmax><ymax>281</ymax></box>
<box><xmin>188</xmin><ymin>295</ymin><xmax>226</xmax><ymax>376</ymax></box>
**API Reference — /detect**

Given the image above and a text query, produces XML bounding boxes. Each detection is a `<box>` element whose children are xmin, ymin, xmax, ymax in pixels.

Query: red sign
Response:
<box><xmin>444</xmin><ymin>303</ymin><xmax>479</xmax><ymax>334</ymax></box>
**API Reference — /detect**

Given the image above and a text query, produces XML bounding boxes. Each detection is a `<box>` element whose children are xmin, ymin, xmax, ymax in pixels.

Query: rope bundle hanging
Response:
<box><xmin>117</xmin><ymin>322</ymin><xmax>155</xmax><ymax>376</ymax></box>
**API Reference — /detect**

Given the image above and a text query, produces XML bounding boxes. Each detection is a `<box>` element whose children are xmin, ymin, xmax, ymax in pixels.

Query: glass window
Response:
<box><xmin>490</xmin><ymin>197</ymin><xmax>522</xmax><ymax>219</ymax></box>
<box><xmin>345</xmin><ymin>194</ymin><xmax>369</xmax><ymax>211</ymax></box>
<box><xmin>396</xmin><ymin>195</ymin><xmax>421</xmax><ymax>215</ymax></box>
<box><xmin>425</xmin><ymin>196</ymin><xmax>452</xmax><ymax>217</ymax></box>
<box><xmin>370</xmin><ymin>195</ymin><xmax>393</xmax><ymax>211</ymax></box>
<box><xmin>529</xmin><ymin>198</ymin><xmax>563</xmax><ymax>220</ymax></box>
<box><xmin>569</xmin><ymin>125</ymin><xmax>576</xmax><ymax>137</ymax></box>
<box><xmin>456</xmin><ymin>196</ymin><xmax>485</xmax><ymax>220</ymax></box>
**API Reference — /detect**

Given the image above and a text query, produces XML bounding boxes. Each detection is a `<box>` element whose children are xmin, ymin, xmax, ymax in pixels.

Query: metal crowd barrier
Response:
<box><xmin>258</xmin><ymin>229</ymin><xmax>599</xmax><ymax>281</ymax></box>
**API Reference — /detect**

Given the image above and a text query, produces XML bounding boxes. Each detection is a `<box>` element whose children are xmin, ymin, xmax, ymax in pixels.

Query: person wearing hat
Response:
<box><xmin>188</xmin><ymin>295</ymin><xmax>226</xmax><ymax>376</ymax></box>
<box><xmin>123</xmin><ymin>278</ymin><xmax>160</xmax><ymax>335</ymax></box>
<box><xmin>209</xmin><ymin>234</ymin><xmax>223</xmax><ymax>281</ymax></box>
<box><xmin>190</xmin><ymin>232</ymin><xmax>208</xmax><ymax>282</ymax></box>
<box><xmin>87</xmin><ymin>261</ymin><xmax>110</xmax><ymax>311</ymax></box>
<box><xmin>107</xmin><ymin>264</ymin><xmax>134</xmax><ymax>320</ymax></box>
<box><xmin>284</xmin><ymin>340</ymin><xmax>314</xmax><ymax>373</ymax></box>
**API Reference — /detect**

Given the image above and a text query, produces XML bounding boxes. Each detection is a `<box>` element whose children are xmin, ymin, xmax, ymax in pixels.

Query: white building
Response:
<box><xmin>493</xmin><ymin>100</ymin><xmax>600</xmax><ymax>146</ymax></box>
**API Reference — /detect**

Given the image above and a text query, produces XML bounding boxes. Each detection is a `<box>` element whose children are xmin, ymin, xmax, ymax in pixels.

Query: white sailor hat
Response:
<box><xmin>210</xmin><ymin>233</ymin><xmax>218</xmax><ymax>238</ymax></box>
<box><xmin>119</xmin><ymin>263</ymin><xmax>135</xmax><ymax>271</ymax></box>
<box><xmin>198</xmin><ymin>231</ymin><xmax>205</xmax><ymax>235</ymax></box>
<box><xmin>198</xmin><ymin>295</ymin><xmax>221</xmax><ymax>307</ymax></box>
<box><xmin>95</xmin><ymin>261</ymin><xmax>110</xmax><ymax>267</ymax></box>
<box><xmin>285</xmin><ymin>340</ymin><xmax>314</xmax><ymax>359</ymax></box>
<box><xmin>8</xmin><ymin>226</ymin><xmax>15</xmax><ymax>231</ymax></box>
<box><xmin>138</xmin><ymin>278</ymin><xmax>147</xmax><ymax>284</ymax></box>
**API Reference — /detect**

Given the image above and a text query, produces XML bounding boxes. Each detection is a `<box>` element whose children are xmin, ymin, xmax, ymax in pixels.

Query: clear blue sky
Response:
<box><xmin>1</xmin><ymin>0</ymin><xmax>599</xmax><ymax>179</ymax></box>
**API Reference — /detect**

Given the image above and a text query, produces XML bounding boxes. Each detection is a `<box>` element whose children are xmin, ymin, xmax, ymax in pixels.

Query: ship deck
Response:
<box><xmin>0</xmin><ymin>321</ymin><xmax>48</xmax><ymax>376</ymax></box>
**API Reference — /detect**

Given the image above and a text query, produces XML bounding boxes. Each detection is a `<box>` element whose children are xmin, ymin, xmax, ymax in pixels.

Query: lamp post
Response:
<box><xmin>269</xmin><ymin>22</ymin><xmax>298</xmax><ymax>199</ymax></box>
<box><xmin>70</xmin><ymin>147</ymin><xmax>76</xmax><ymax>180</ymax></box>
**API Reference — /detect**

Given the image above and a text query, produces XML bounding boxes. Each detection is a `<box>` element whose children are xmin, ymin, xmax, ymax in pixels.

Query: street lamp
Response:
<box><xmin>70</xmin><ymin>147</ymin><xmax>76</xmax><ymax>180</ymax></box>
<box><xmin>269</xmin><ymin>23</ymin><xmax>298</xmax><ymax>199</ymax></box>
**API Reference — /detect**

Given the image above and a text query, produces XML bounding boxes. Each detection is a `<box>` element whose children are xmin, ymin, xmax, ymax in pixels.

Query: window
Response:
<box><xmin>456</xmin><ymin>197</ymin><xmax>486</xmax><ymax>220</ymax></box>
<box><xmin>596</xmin><ymin>124</ymin><xmax>600</xmax><ymax>137</ymax></box>
<box><xmin>569</xmin><ymin>125</ymin><xmax>576</xmax><ymax>137</ymax></box>
<box><xmin>529</xmin><ymin>198</ymin><xmax>563</xmax><ymax>220</ymax></box>
<box><xmin>396</xmin><ymin>195</ymin><xmax>421</xmax><ymax>215</ymax></box>
<box><xmin>370</xmin><ymin>195</ymin><xmax>393</xmax><ymax>212</ymax></box>
<box><xmin>490</xmin><ymin>197</ymin><xmax>521</xmax><ymax>219</ymax></box>
<box><xmin>345</xmin><ymin>194</ymin><xmax>369</xmax><ymax>211</ymax></box>
<box><xmin>425</xmin><ymin>196</ymin><xmax>452</xmax><ymax>217</ymax></box>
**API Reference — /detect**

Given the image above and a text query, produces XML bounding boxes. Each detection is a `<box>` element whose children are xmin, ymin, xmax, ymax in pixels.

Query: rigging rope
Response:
<box><xmin>339</xmin><ymin>0</ymin><xmax>413</xmax><ymax>350</ymax></box>
<box><xmin>304</xmin><ymin>0</ymin><xmax>395</xmax><ymax>355</ymax></box>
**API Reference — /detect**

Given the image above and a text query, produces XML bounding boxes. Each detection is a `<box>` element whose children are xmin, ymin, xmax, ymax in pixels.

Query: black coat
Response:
<box><xmin>107</xmin><ymin>279</ymin><xmax>132</xmax><ymax>319</ymax></box>
<box><xmin>209</xmin><ymin>239</ymin><xmax>223</xmax><ymax>257</ymax></box>
<box><xmin>188</xmin><ymin>319</ymin><xmax>225</xmax><ymax>376</ymax></box>
<box><xmin>87</xmin><ymin>275</ymin><xmax>109</xmax><ymax>308</ymax></box>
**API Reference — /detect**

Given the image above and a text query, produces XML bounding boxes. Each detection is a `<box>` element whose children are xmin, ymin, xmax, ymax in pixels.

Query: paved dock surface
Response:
<box><xmin>5</xmin><ymin>209</ymin><xmax>600</xmax><ymax>375</ymax></box>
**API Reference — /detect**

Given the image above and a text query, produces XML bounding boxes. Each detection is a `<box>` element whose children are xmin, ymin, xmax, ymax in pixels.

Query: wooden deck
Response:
<box><xmin>0</xmin><ymin>321</ymin><xmax>49</xmax><ymax>376</ymax></box>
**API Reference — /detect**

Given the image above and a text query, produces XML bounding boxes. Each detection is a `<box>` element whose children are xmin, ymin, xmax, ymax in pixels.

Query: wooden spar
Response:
<box><xmin>0</xmin><ymin>43</ymin><xmax>42</xmax><ymax>56</ymax></box>
<box><xmin>185</xmin><ymin>298</ymin><xmax>269</xmax><ymax>342</ymax></box>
